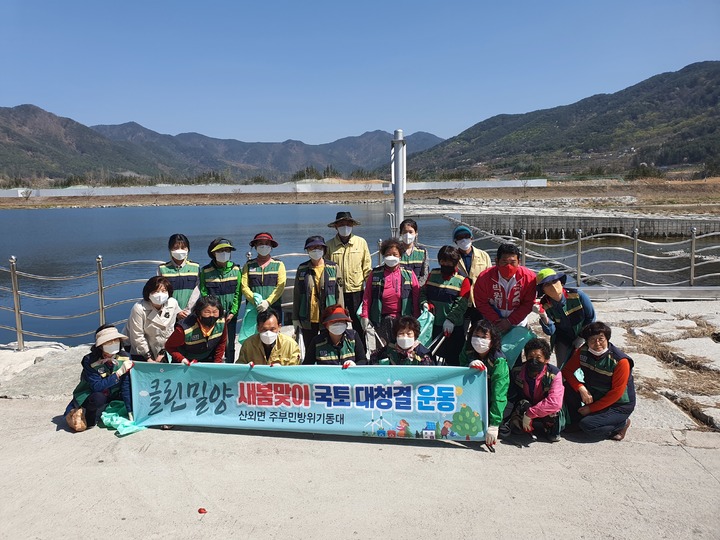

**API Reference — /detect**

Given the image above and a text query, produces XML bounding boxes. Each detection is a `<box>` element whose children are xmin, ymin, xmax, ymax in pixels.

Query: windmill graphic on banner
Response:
<box><xmin>364</xmin><ymin>410</ymin><xmax>392</xmax><ymax>435</ymax></box>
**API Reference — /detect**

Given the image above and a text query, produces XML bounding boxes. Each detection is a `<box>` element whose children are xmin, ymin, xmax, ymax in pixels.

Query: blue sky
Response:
<box><xmin>1</xmin><ymin>1</ymin><xmax>718</xmax><ymax>145</ymax></box>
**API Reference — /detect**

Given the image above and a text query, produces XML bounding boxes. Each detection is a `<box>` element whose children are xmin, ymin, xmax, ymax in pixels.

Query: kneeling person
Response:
<box><xmin>237</xmin><ymin>309</ymin><xmax>300</xmax><ymax>366</ymax></box>
<box><xmin>304</xmin><ymin>304</ymin><xmax>367</xmax><ymax>367</ymax></box>
<box><xmin>508</xmin><ymin>338</ymin><xmax>565</xmax><ymax>442</ymax></box>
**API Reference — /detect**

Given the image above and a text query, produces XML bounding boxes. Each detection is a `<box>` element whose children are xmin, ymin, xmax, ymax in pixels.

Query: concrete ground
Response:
<box><xmin>1</xmin><ymin>299</ymin><xmax>719</xmax><ymax>539</ymax></box>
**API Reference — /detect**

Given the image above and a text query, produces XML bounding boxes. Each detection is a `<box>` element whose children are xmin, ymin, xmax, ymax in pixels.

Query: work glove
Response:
<box><xmin>572</xmin><ymin>336</ymin><xmax>585</xmax><ymax>350</ymax></box>
<box><xmin>360</xmin><ymin>317</ymin><xmax>370</xmax><ymax>331</ymax></box>
<box><xmin>442</xmin><ymin>319</ymin><xmax>455</xmax><ymax>336</ymax></box>
<box><xmin>533</xmin><ymin>300</ymin><xmax>549</xmax><ymax>323</ymax></box>
<box><xmin>115</xmin><ymin>359</ymin><xmax>134</xmax><ymax>377</ymax></box>
<box><xmin>342</xmin><ymin>360</ymin><xmax>356</xmax><ymax>369</ymax></box>
<box><xmin>181</xmin><ymin>358</ymin><xmax>198</xmax><ymax>366</ymax></box>
<box><xmin>469</xmin><ymin>360</ymin><xmax>486</xmax><ymax>371</ymax></box>
<box><xmin>486</xmin><ymin>425</ymin><xmax>499</xmax><ymax>446</ymax></box>
<box><xmin>270</xmin><ymin>362</ymin><xmax>281</xmax><ymax>367</ymax></box>
<box><xmin>257</xmin><ymin>300</ymin><xmax>270</xmax><ymax>312</ymax></box>
<box><xmin>522</xmin><ymin>413</ymin><xmax>533</xmax><ymax>433</ymax></box>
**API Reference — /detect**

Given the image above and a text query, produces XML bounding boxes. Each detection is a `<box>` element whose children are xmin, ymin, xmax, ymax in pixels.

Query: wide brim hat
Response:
<box><xmin>250</xmin><ymin>232</ymin><xmax>278</xmax><ymax>248</ymax></box>
<box><xmin>95</xmin><ymin>326</ymin><xmax>128</xmax><ymax>347</ymax></box>
<box><xmin>304</xmin><ymin>235</ymin><xmax>327</xmax><ymax>250</ymax></box>
<box><xmin>327</xmin><ymin>211</ymin><xmax>361</xmax><ymax>228</ymax></box>
<box><xmin>321</xmin><ymin>306</ymin><xmax>352</xmax><ymax>325</ymax></box>
<box><xmin>536</xmin><ymin>268</ymin><xmax>567</xmax><ymax>293</ymax></box>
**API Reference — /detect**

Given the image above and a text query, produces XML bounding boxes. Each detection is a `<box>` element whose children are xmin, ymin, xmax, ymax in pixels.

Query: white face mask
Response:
<box><xmin>589</xmin><ymin>347</ymin><xmax>609</xmax><ymax>357</ymax></box>
<box><xmin>400</xmin><ymin>232</ymin><xmax>415</xmax><ymax>245</ymax></box>
<box><xmin>307</xmin><ymin>249</ymin><xmax>324</xmax><ymax>261</ymax></box>
<box><xmin>396</xmin><ymin>336</ymin><xmax>415</xmax><ymax>350</ymax></box>
<box><xmin>170</xmin><ymin>249</ymin><xmax>188</xmax><ymax>261</ymax></box>
<box><xmin>102</xmin><ymin>342</ymin><xmax>120</xmax><ymax>356</ymax></box>
<box><xmin>471</xmin><ymin>337</ymin><xmax>491</xmax><ymax>354</ymax></box>
<box><xmin>256</xmin><ymin>245</ymin><xmax>272</xmax><ymax>257</ymax></box>
<box><xmin>259</xmin><ymin>330</ymin><xmax>278</xmax><ymax>345</ymax></box>
<box><xmin>456</xmin><ymin>238</ymin><xmax>473</xmax><ymax>251</ymax></box>
<box><xmin>328</xmin><ymin>322</ymin><xmax>347</xmax><ymax>336</ymax></box>
<box><xmin>215</xmin><ymin>251</ymin><xmax>231</xmax><ymax>263</ymax></box>
<box><xmin>149</xmin><ymin>291</ymin><xmax>168</xmax><ymax>305</ymax></box>
<box><xmin>337</xmin><ymin>226</ymin><xmax>352</xmax><ymax>237</ymax></box>
<box><xmin>384</xmin><ymin>255</ymin><xmax>400</xmax><ymax>267</ymax></box>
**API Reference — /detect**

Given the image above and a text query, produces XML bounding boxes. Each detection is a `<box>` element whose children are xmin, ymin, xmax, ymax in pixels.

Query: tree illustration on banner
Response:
<box><xmin>451</xmin><ymin>404</ymin><xmax>482</xmax><ymax>441</ymax></box>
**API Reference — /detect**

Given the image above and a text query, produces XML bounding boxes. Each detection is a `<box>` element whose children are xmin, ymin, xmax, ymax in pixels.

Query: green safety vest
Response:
<box><xmin>312</xmin><ymin>332</ymin><xmax>359</xmax><ymax>365</ymax></box>
<box><xmin>295</xmin><ymin>260</ymin><xmax>339</xmax><ymax>324</ymax></box>
<box><xmin>368</xmin><ymin>266</ymin><xmax>413</xmax><ymax>326</ymax></box>
<box><xmin>158</xmin><ymin>260</ymin><xmax>200</xmax><ymax>310</ymax></box>
<box><xmin>579</xmin><ymin>344</ymin><xmax>634</xmax><ymax>404</ymax></box>
<box><xmin>200</xmin><ymin>261</ymin><xmax>241</xmax><ymax>315</ymax></box>
<box><xmin>244</xmin><ymin>259</ymin><xmax>284</xmax><ymax>311</ymax></box>
<box><xmin>424</xmin><ymin>269</ymin><xmax>468</xmax><ymax>326</ymax></box>
<box><xmin>400</xmin><ymin>246</ymin><xmax>427</xmax><ymax>281</ymax></box>
<box><xmin>541</xmin><ymin>288</ymin><xmax>585</xmax><ymax>346</ymax></box>
<box><xmin>178</xmin><ymin>315</ymin><xmax>226</xmax><ymax>362</ymax></box>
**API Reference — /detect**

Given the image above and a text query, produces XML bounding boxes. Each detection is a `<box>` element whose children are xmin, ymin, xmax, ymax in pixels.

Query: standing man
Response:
<box><xmin>326</xmin><ymin>211</ymin><xmax>372</xmax><ymax>337</ymax></box>
<box><xmin>473</xmin><ymin>243</ymin><xmax>537</xmax><ymax>334</ymax></box>
<box><xmin>452</xmin><ymin>225</ymin><xmax>491</xmax><ymax>326</ymax></box>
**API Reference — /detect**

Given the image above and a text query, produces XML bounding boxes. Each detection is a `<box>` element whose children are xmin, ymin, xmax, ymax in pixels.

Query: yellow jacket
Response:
<box><xmin>325</xmin><ymin>234</ymin><xmax>372</xmax><ymax>293</ymax></box>
<box><xmin>458</xmin><ymin>246</ymin><xmax>492</xmax><ymax>306</ymax></box>
<box><xmin>236</xmin><ymin>332</ymin><xmax>300</xmax><ymax>365</ymax></box>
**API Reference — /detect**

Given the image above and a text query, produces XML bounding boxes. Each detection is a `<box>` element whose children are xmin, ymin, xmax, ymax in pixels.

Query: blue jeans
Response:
<box><xmin>564</xmin><ymin>382</ymin><xmax>635</xmax><ymax>439</ymax></box>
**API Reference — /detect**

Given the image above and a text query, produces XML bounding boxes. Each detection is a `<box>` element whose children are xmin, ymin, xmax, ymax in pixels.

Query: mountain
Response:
<box><xmin>407</xmin><ymin>61</ymin><xmax>720</xmax><ymax>176</ymax></box>
<box><xmin>91</xmin><ymin>125</ymin><xmax>444</xmax><ymax>178</ymax></box>
<box><xmin>0</xmin><ymin>105</ymin><xmax>162</xmax><ymax>178</ymax></box>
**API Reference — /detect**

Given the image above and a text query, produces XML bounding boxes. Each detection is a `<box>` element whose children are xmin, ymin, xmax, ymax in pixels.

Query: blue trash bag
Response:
<box><xmin>238</xmin><ymin>293</ymin><xmax>264</xmax><ymax>344</ymax></box>
<box><xmin>417</xmin><ymin>308</ymin><xmax>435</xmax><ymax>347</ymax></box>
<box><xmin>501</xmin><ymin>326</ymin><xmax>536</xmax><ymax>370</ymax></box>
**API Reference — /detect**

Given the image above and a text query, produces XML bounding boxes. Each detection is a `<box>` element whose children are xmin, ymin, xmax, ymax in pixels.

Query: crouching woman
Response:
<box><xmin>562</xmin><ymin>322</ymin><xmax>635</xmax><ymax>441</ymax></box>
<box><xmin>65</xmin><ymin>325</ymin><xmax>134</xmax><ymax>432</ymax></box>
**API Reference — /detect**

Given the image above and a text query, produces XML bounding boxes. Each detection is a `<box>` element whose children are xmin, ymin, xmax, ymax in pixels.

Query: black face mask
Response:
<box><xmin>440</xmin><ymin>265</ymin><xmax>455</xmax><ymax>277</ymax></box>
<box><xmin>527</xmin><ymin>358</ymin><xmax>544</xmax><ymax>374</ymax></box>
<box><xmin>200</xmin><ymin>316</ymin><xmax>218</xmax><ymax>328</ymax></box>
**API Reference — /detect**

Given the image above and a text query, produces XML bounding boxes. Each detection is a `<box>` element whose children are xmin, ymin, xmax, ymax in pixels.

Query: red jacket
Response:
<box><xmin>473</xmin><ymin>265</ymin><xmax>537</xmax><ymax>325</ymax></box>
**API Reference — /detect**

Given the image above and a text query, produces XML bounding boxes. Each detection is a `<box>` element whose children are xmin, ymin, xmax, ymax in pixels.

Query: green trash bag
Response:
<box><xmin>238</xmin><ymin>293</ymin><xmax>264</xmax><ymax>344</ymax></box>
<box><xmin>99</xmin><ymin>400</ymin><xmax>146</xmax><ymax>437</ymax></box>
<box><xmin>501</xmin><ymin>326</ymin><xmax>536</xmax><ymax>370</ymax></box>
<box><xmin>417</xmin><ymin>307</ymin><xmax>435</xmax><ymax>347</ymax></box>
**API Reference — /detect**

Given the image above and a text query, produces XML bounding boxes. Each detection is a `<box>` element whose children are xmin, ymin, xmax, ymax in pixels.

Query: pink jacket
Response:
<box><xmin>517</xmin><ymin>363</ymin><xmax>565</xmax><ymax>418</ymax></box>
<box><xmin>473</xmin><ymin>265</ymin><xmax>537</xmax><ymax>325</ymax></box>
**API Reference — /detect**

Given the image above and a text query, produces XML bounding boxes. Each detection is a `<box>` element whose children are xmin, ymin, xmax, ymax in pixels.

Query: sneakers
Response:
<box><xmin>546</xmin><ymin>433</ymin><xmax>561</xmax><ymax>443</ymax></box>
<box><xmin>611</xmin><ymin>418</ymin><xmax>631</xmax><ymax>441</ymax></box>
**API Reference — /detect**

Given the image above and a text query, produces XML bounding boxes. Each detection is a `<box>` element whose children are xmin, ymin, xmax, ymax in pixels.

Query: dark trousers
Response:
<box><xmin>301</xmin><ymin>324</ymin><xmax>320</xmax><ymax>355</ymax></box>
<box><xmin>431</xmin><ymin>324</ymin><xmax>466</xmax><ymax>366</ymax></box>
<box><xmin>344</xmin><ymin>291</ymin><xmax>365</xmax><ymax>341</ymax></box>
<box><xmin>82</xmin><ymin>391</ymin><xmax>110</xmax><ymax>427</ymax></box>
<box><xmin>564</xmin><ymin>384</ymin><xmax>634</xmax><ymax>439</ymax></box>
<box><xmin>225</xmin><ymin>317</ymin><xmax>238</xmax><ymax>363</ymax></box>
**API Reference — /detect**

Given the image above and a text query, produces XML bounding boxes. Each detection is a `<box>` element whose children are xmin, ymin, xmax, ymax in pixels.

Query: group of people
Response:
<box><xmin>65</xmin><ymin>211</ymin><xmax>635</xmax><ymax>449</ymax></box>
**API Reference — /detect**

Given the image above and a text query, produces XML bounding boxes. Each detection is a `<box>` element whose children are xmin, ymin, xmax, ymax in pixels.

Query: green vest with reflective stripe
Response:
<box><xmin>541</xmin><ymin>289</ymin><xmax>585</xmax><ymax>346</ymax></box>
<box><xmin>400</xmin><ymin>246</ymin><xmax>426</xmax><ymax>281</ymax></box>
<box><xmin>179</xmin><ymin>315</ymin><xmax>226</xmax><ymax>362</ymax></box>
<box><xmin>369</xmin><ymin>266</ymin><xmax>413</xmax><ymax>326</ymax></box>
<box><xmin>425</xmin><ymin>269</ymin><xmax>466</xmax><ymax>324</ymax></box>
<box><xmin>312</xmin><ymin>332</ymin><xmax>358</xmax><ymax>365</ymax></box>
<box><xmin>579</xmin><ymin>345</ymin><xmax>633</xmax><ymax>404</ymax></box>
<box><xmin>511</xmin><ymin>363</ymin><xmax>559</xmax><ymax>396</ymax></box>
<box><xmin>158</xmin><ymin>260</ymin><xmax>199</xmax><ymax>310</ymax></box>
<box><xmin>295</xmin><ymin>261</ymin><xmax>339</xmax><ymax>322</ymax></box>
<box><xmin>201</xmin><ymin>262</ymin><xmax>240</xmax><ymax>315</ymax></box>
<box><xmin>244</xmin><ymin>259</ymin><xmax>284</xmax><ymax>310</ymax></box>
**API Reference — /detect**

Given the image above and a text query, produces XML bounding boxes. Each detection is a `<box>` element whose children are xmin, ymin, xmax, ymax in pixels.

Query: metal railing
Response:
<box><xmin>2</xmin><ymin>231</ymin><xmax>718</xmax><ymax>350</ymax></box>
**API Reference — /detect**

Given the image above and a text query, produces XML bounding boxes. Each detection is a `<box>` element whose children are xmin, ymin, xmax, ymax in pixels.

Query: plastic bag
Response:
<box><xmin>501</xmin><ymin>326</ymin><xmax>536</xmax><ymax>370</ymax></box>
<box><xmin>417</xmin><ymin>307</ymin><xmax>435</xmax><ymax>347</ymax></box>
<box><xmin>99</xmin><ymin>400</ymin><xmax>146</xmax><ymax>437</ymax></box>
<box><xmin>238</xmin><ymin>293</ymin><xmax>264</xmax><ymax>344</ymax></box>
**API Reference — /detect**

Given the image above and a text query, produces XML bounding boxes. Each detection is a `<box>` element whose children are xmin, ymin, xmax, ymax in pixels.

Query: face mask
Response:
<box><xmin>215</xmin><ymin>251</ymin><xmax>231</xmax><ymax>264</ymax></box>
<box><xmin>396</xmin><ymin>336</ymin><xmax>415</xmax><ymax>350</ymax></box>
<box><xmin>455</xmin><ymin>238</ymin><xmax>472</xmax><ymax>251</ymax></box>
<box><xmin>384</xmin><ymin>256</ymin><xmax>400</xmax><ymax>267</ymax></box>
<box><xmin>498</xmin><ymin>264</ymin><xmax>518</xmax><ymax>280</ymax></box>
<box><xmin>260</xmin><ymin>330</ymin><xmax>278</xmax><ymax>345</ymax></box>
<box><xmin>328</xmin><ymin>323</ymin><xmax>347</xmax><ymax>336</ymax></box>
<box><xmin>308</xmin><ymin>249</ymin><xmax>324</xmax><ymax>261</ymax></box>
<box><xmin>256</xmin><ymin>245</ymin><xmax>272</xmax><ymax>257</ymax></box>
<box><xmin>149</xmin><ymin>291</ymin><xmax>168</xmax><ymax>305</ymax></box>
<box><xmin>199</xmin><ymin>315</ymin><xmax>218</xmax><ymax>328</ymax></box>
<box><xmin>440</xmin><ymin>264</ymin><xmax>455</xmax><ymax>277</ymax></box>
<box><xmin>337</xmin><ymin>226</ymin><xmax>352</xmax><ymax>237</ymax></box>
<box><xmin>544</xmin><ymin>280</ymin><xmax>564</xmax><ymax>300</ymax></box>
<box><xmin>527</xmin><ymin>358</ymin><xmax>545</xmax><ymax>374</ymax></box>
<box><xmin>400</xmin><ymin>232</ymin><xmax>415</xmax><ymax>245</ymax></box>
<box><xmin>102</xmin><ymin>342</ymin><xmax>120</xmax><ymax>356</ymax></box>
<box><xmin>170</xmin><ymin>249</ymin><xmax>188</xmax><ymax>261</ymax></box>
<box><xmin>471</xmin><ymin>337</ymin><xmax>491</xmax><ymax>354</ymax></box>
<box><xmin>589</xmin><ymin>347</ymin><xmax>609</xmax><ymax>357</ymax></box>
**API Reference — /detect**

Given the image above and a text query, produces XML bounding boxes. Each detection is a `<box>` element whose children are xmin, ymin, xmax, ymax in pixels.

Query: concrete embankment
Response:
<box><xmin>0</xmin><ymin>299</ymin><xmax>719</xmax><ymax>538</ymax></box>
